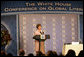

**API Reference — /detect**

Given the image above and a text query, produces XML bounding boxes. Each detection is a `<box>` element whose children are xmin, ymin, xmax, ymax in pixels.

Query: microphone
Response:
<box><xmin>40</xmin><ymin>30</ymin><xmax>44</xmax><ymax>35</ymax></box>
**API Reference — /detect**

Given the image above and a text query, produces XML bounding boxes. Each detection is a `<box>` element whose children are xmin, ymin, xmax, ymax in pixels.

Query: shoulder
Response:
<box><xmin>34</xmin><ymin>30</ymin><xmax>38</xmax><ymax>33</ymax></box>
<box><xmin>34</xmin><ymin>30</ymin><xmax>40</xmax><ymax>35</ymax></box>
<box><xmin>34</xmin><ymin>30</ymin><xmax>39</xmax><ymax>34</ymax></box>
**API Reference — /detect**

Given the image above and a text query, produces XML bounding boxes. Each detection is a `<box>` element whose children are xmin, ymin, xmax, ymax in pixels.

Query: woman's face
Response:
<box><xmin>38</xmin><ymin>26</ymin><xmax>41</xmax><ymax>30</ymax></box>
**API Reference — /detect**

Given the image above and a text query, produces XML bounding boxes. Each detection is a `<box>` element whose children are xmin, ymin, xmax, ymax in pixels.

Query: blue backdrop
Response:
<box><xmin>1</xmin><ymin>15</ymin><xmax>17</xmax><ymax>56</ymax></box>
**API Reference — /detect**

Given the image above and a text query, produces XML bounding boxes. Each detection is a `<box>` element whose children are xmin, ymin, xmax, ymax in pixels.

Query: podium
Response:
<box><xmin>33</xmin><ymin>35</ymin><xmax>50</xmax><ymax>53</ymax></box>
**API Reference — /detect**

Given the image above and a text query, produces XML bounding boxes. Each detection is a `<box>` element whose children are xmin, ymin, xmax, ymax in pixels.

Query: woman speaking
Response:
<box><xmin>34</xmin><ymin>24</ymin><xmax>45</xmax><ymax>54</ymax></box>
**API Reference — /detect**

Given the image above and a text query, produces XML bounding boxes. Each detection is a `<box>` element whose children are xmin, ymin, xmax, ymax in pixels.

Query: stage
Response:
<box><xmin>1</xmin><ymin>1</ymin><xmax>83</xmax><ymax>56</ymax></box>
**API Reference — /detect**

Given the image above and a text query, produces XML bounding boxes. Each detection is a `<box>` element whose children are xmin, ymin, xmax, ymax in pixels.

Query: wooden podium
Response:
<box><xmin>33</xmin><ymin>35</ymin><xmax>50</xmax><ymax>53</ymax></box>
